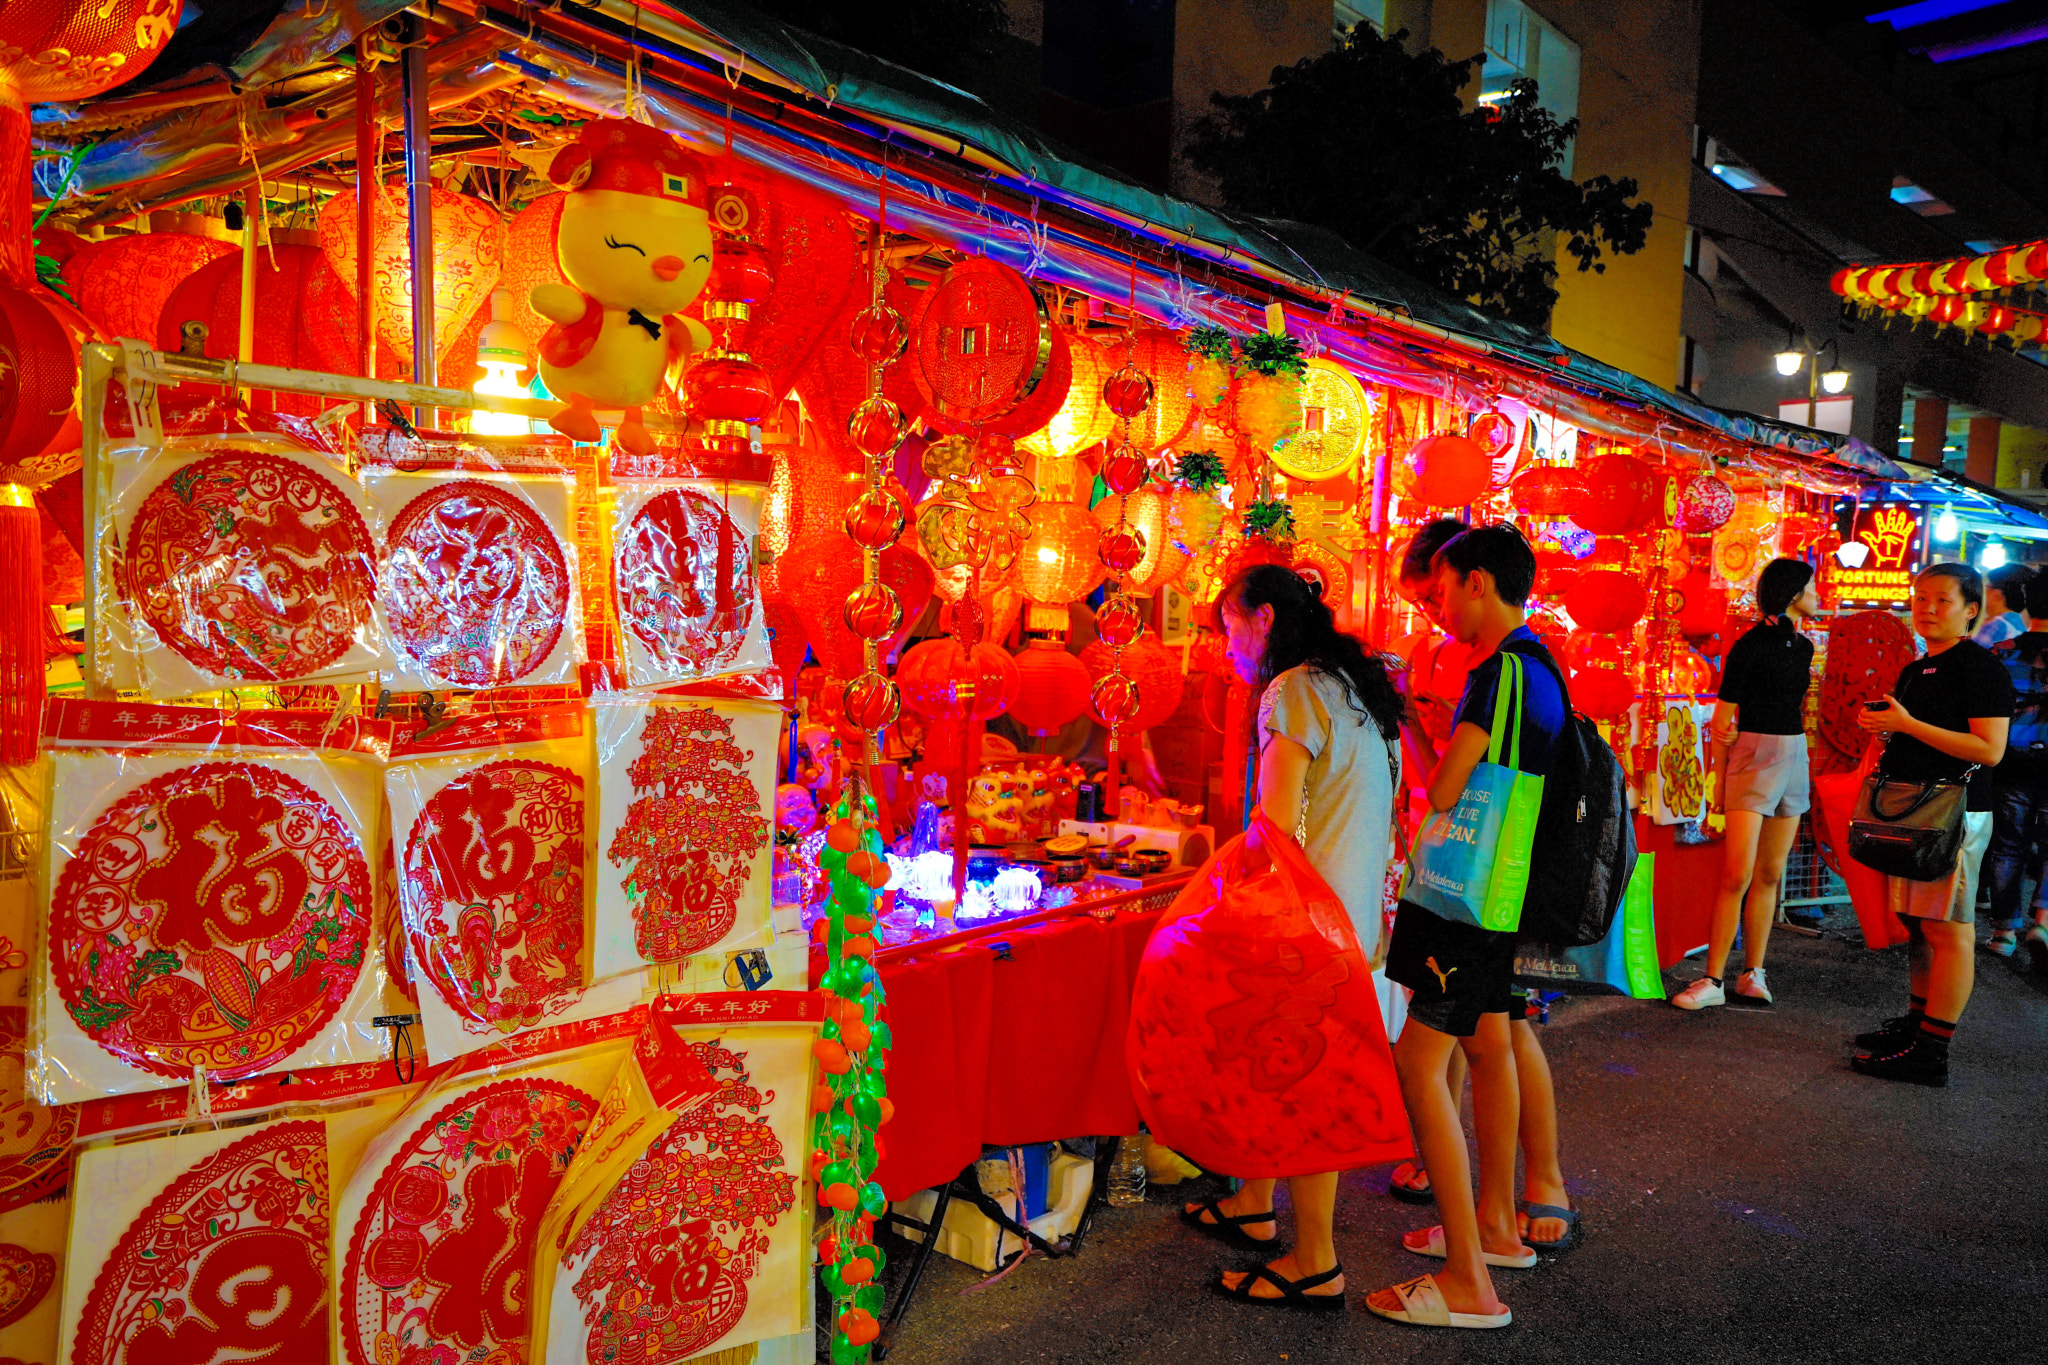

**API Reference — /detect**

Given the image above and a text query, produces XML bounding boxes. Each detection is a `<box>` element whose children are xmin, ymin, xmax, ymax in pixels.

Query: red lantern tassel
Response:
<box><xmin>0</xmin><ymin>485</ymin><xmax>45</xmax><ymax>765</ymax></box>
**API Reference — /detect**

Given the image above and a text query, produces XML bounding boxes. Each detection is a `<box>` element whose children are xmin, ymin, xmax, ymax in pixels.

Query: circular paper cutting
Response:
<box><xmin>0</xmin><ymin>1009</ymin><xmax>76</xmax><ymax>1214</ymax></box>
<box><xmin>0</xmin><ymin>1240</ymin><xmax>56</xmax><ymax>1330</ymax></box>
<box><xmin>71</xmin><ymin>1120</ymin><xmax>329</xmax><ymax>1364</ymax></box>
<box><xmin>400</xmin><ymin>760</ymin><xmax>587</xmax><ymax>1035</ymax></box>
<box><xmin>49</xmin><ymin>763</ymin><xmax>372</xmax><ymax>1081</ymax></box>
<box><xmin>125</xmin><ymin>449</ymin><xmax>378</xmax><ymax>681</ymax></box>
<box><xmin>563</xmin><ymin>1040</ymin><xmax>795</xmax><ymax>1365</ymax></box>
<box><xmin>616</xmin><ymin>489</ymin><xmax>757</xmax><ymax>678</ymax></box>
<box><xmin>382</xmin><ymin>479</ymin><xmax>570</xmax><ymax>687</ymax></box>
<box><xmin>341</xmin><ymin>1077</ymin><xmax>598</xmax><ymax>1365</ymax></box>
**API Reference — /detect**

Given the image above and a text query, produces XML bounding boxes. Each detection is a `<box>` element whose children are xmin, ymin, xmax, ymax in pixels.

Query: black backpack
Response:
<box><xmin>1501</xmin><ymin>639</ymin><xmax>1638</xmax><ymax>947</ymax></box>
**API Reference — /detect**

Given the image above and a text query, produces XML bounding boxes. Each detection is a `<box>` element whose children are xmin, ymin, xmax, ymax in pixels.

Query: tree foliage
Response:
<box><xmin>1188</xmin><ymin>26</ymin><xmax>1653</xmax><ymax>329</ymax></box>
<box><xmin>747</xmin><ymin>0</ymin><xmax>1012</xmax><ymax>90</ymax></box>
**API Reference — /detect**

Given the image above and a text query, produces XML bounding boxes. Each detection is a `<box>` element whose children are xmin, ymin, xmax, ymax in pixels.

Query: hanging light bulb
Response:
<box><xmin>472</xmin><ymin>287</ymin><xmax>531</xmax><ymax>436</ymax></box>
<box><xmin>1935</xmin><ymin>507</ymin><xmax>1960</xmax><ymax>543</ymax></box>
<box><xmin>1981</xmin><ymin>541</ymin><xmax>2007</xmax><ymax>569</ymax></box>
<box><xmin>1774</xmin><ymin>348</ymin><xmax>1804</xmax><ymax>377</ymax></box>
<box><xmin>1821</xmin><ymin>368</ymin><xmax>1850</xmax><ymax>394</ymax></box>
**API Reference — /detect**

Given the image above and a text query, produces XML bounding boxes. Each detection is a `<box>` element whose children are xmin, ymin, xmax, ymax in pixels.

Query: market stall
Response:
<box><xmin>0</xmin><ymin>5</ymin><xmax>1919</xmax><ymax>1363</ymax></box>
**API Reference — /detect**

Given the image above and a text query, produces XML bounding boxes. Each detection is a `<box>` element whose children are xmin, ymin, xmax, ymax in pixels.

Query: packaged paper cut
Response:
<box><xmin>593</xmin><ymin>696</ymin><xmax>779</xmax><ymax>983</ymax></box>
<box><xmin>0</xmin><ymin>1182</ymin><xmax>69</xmax><ymax>1364</ymax></box>
<box><xmin>529</xmin><ymin>992</ymin><xmax>821</xmax><ymax>1364</ymax></box>
<box><xmin>611</xmin><ymin>480</ymin><xmax>771</xmax><ymax>687</ymax></box>
<box><xmin>365</xmin><ymin>468</ymin><xmax>583</xmax><ymax>691</ymax></box>
<box><xmin>385</xmin><ymin>706</ymin><xmax>640</xmax><ymax>1063</ymax></box>
<box><xmin>332</xmin><ymin>1027</ymin><xmax>633</xmax><ymax>1365</ymax></box>
<box><xmin>35</xmin><ymin>700</ymin><xmax>398</xmax><ymax>1106</ymax></box>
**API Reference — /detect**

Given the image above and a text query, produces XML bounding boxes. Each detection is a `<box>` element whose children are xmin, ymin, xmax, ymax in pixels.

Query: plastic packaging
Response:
<box><xmin>364</xmin><ymin>467</ymin><xmax>584</xmax><ymax>693</ymax></box>
<box><xmin>592</xmin><ymin>695</ymin><xmax>780</xmax><ymax>984</ymax></box>
<box><xmin>1127</xmin><ymin>813</ymin><xmax>1411</xmax><ymax>1179</ymax></box>
<box><xmin>34</xmin><ymin>699</ymin><xmax>401</xmax><ymax>1106</ymax></box>
<box><xmin>528</xmin><ymin>992</ymin><xmax>821</xmax><ymax>1364</ymax></box>
<box><xmin>611</xmin><ymin>479</ymin><xmax>772</xmax><ymax>688</ymax></box>
<box><xmin>384</xmin><ymin>705</ymin><xmax>640</xmax><ymax>1064</ymax></box>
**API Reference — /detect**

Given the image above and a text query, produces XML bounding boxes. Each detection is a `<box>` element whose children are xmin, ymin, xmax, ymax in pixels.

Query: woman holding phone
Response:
<box><xmin>1852</xmin><ymin>563</ymin><xmax>2012</xmax><ymax>1086</ymax></box>
<box><xmin>1672</xmin><ymin>558</ymin><xmax>1820</xmax><ymax>1010</ymax></box>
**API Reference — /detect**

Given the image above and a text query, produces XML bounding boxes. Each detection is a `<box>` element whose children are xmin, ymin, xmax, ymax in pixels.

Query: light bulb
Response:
<box><xmin>472</xmin><ymin>360</ymin><xmax>530</xmax><ymax>436</ymax></box>
<box><xmin>1821</xmin><ymin>368</ymin><xmax>1850</xmax><ymax>394</ymax></box>
<box><xmin>1981</xmin><ymin>542</ymin><xmax>2007</xmax><ymax>570</ymax></box>
<box><xmin>1935</xmin><ymin>508</ymin><xmax>1959</xmax><ymax>543</ymax></box>
<box><xmin>1774</xmin><ymin>349</ymin><xmax>1803</xmax><ymax>377</ymax></box>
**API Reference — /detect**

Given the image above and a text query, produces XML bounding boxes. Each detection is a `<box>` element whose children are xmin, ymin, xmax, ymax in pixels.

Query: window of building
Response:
<box><xmin>1479</xmin><ymin>0</ymin><xmax>1581</xmax><ymax>174</ymax></box>
<box><xmin>1334</xmin><ymin>1</ymin><xmax>1384</xmax><ymax>40</ymax></box>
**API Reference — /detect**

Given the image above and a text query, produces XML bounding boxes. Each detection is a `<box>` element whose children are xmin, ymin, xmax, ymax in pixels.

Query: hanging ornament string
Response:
<box><xmin>1096</xmin><ymin>239</ymin><xmax>1157</xmax><ymax>808</ymax></box>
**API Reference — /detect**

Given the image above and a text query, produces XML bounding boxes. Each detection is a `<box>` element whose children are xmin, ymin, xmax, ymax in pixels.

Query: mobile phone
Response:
<box><xmin>1863</xmin><ymin>700</ymin><xmax>1890</xmax><ymax>712</ymax></box>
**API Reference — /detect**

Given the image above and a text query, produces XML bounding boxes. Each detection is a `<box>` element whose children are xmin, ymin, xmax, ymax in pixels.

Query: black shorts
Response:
<box><xmin>1385</xmin><ymin>900</ymin><xmax>1520</xmax><ymax>1038</ymax></box>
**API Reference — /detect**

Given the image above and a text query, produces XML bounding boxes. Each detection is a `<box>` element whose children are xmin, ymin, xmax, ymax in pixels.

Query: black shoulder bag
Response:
<box><xmin>1846</xmin><ymin>739</ymin><xmax>1978</xmax><ymax>882</ymax></box>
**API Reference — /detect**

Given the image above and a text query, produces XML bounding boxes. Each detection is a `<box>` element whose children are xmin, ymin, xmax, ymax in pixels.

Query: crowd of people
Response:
<box><xmin>1159</xmin><ymin>523</ymin><xmax>2044</xmax><ymax>1328</ymax></box>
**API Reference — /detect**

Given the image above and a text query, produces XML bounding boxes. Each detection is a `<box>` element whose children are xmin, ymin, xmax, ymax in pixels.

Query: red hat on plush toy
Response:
<box><xmin>547</xmin><ymin>118</ymin><xmax>709</xmax><ymax>204</ymax></box>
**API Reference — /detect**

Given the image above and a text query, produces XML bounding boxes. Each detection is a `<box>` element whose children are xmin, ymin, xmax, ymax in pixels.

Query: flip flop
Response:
<box><xmin>1521</xmin><ymin>1203</ymin><xmax>1581</xmax><ymax>1254</ymax></box>
<box><xmin>1179</xmin><ymin>1197</ymin><xmax>1279</xmax><ymax>1253</ymax></box>
<box><xmin>1365</xmin><ymin>1273</ymin><xmax>1512</xmax><ymax>1330</ymax></box>
<box><xmin>1403</xmin><ymin>1223</ymin><xmax>1537</xmax><ymax>1269</ymax></box>
<box><xmin>1388</xmin><ymin>1160</ymin><xmax>1435</xmax><ymax>1205</ymax></box>
<box><xmin>1212</xmin><ymin>1262</ymin><xmax>1347</xmax><ymax>1313</ymax></box>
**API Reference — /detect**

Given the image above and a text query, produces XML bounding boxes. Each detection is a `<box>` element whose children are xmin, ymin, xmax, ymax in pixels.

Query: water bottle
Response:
<box><xmin>1106</xmin><ymin>1132</ymin><xmax>1148</xmax><ymax>1207</ymax></box>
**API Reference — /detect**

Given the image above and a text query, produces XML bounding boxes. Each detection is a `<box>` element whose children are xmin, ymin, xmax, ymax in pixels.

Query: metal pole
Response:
<box><xmin>355</xmin><ymin>36</ymin><xmax>379</xmax><ymax>395</ymax></box>
<box><xmin>400</xmin><ymin>17</ymin><xmax>435</xmax><ymax>423</ymax></box>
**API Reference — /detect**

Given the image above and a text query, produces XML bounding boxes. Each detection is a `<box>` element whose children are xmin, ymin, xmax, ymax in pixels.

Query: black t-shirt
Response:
<box><xmin>1882</xmin><ymin>639</ymin><xmax>2015</xmax><ymax>812</ymax></box>
<box><xmin>1716</xmin><ymin>616</ymin><xmax>1814</xmax><ymax>736</ymax></box>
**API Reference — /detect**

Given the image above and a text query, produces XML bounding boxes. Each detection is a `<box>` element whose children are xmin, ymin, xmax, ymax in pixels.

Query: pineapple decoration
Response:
<box><xmin>813</xmin><ymin>194</ymin><xmax>911</xmax><ymax>1365</ymax></box>
<box><xmin>1093</xmin><ymin>333</ymin><xmax>1160</xmax><ymax>795</ymax></box>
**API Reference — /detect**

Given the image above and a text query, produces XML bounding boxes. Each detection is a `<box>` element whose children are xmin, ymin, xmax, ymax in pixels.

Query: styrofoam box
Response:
<box><xmin>889</xmin><ymin>1151</ymin><xmax>1093</xmax><ymax>1271</ymax></box>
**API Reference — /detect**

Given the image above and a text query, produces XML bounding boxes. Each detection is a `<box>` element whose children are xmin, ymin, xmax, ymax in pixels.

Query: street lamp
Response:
<box><xmin>1772</xmin><ymin>333</ymin><xmax>1848</xmax><ymax>425</ymax></box>
<box><xmin>1774</xmin><ymin>346</ymin><xmax>1804</xmax><ymax>376</ymax></box>
<box><xmin>1821</xmin><ymin>365</ymin><xmax>1850</xmax><ymax>394</ymax></box>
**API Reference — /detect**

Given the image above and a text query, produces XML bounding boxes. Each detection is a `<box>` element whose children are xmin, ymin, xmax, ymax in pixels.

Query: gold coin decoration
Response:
<box><xmin>1269</xmin><ymin>357</ymin><xmax>1368</xmax><ymax>481</ymax></box>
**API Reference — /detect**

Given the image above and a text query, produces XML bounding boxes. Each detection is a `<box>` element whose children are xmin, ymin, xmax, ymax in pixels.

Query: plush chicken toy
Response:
<box><xmin>532</xmin><ymin>118</ymin><xmax>715</xmax><ymax>454</ymax></box>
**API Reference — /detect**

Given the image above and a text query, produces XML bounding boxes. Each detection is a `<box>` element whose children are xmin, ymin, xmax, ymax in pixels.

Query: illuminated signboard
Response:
<box><xmin>1829</xmin><ymin>503</ymin><xmax>1924</xmax><ymax>607</ymax></box>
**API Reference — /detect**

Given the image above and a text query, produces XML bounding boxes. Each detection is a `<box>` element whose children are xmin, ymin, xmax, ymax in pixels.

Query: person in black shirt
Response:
<box><xmin>1984</xmin><ymin>570</ymin><xmax>2048</xmax><ymax>966</ymax></box>
<box><xmin>1673</xmin><ymin>559</ymin><xmax>1818</xmax><ymax>1011</ymax></box>
<box><xmin>1853</xmin><ymin>563</ymin><xmax>2012</xmax><ymax>1086</ymax></box>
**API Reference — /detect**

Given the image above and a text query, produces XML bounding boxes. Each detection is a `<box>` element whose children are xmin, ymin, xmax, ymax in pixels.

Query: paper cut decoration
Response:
<box><xmin>612</xmin><ymin>482</ymin><xmax>770</xmax><ymax>686</ymax></box>
<box><xmin>0</xmin><ymin>1008</ymin><xmax>75</xmax><ymax>1215</ymax></box>
<box><xmin>595</xmin><ymin>699</ymin><xmax>777</xmax><ymax>982</ymax></box>
<box><xmin>0</xmin><ymin>1185</ymin><xmax>70</xmax><ymax>1364</ymax></box>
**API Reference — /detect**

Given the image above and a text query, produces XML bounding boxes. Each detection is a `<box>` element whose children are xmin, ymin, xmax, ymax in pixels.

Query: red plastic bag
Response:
<box><xmin>1811</xmin><ymin>767</ymin><xmax>1911</xmax><ymax>950</ymax></box>
<box><xmin>1127</xmin><ymin>812</ymin><xmax>1411</xmax><ymax>1179</ymax></box>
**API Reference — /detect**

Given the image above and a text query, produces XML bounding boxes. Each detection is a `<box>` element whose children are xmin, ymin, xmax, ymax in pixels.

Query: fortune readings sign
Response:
<box><xmin>1832</xmin><ymin>504</ymin><xmax>1924</xmax><ymax>607</ymax></box>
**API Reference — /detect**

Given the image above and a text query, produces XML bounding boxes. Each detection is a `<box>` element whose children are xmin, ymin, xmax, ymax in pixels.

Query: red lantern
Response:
<box><xmin>1565</xmin><ymin>569</ymin><xmax>1648</xmax><ymax>634</ymax></box>
<box><xmin>1560</xmin><ymin>629</ymin><xmax>1624</xmax><ymax>674</ymax></box>
<box><xmin>1081</xmin><ymin>634</ymin><xmax>1185</xmax><ymax>732</ymax></box>
<box><xmin>497</xmin><ymin>193</ymin><xmax>567</xmax><ymax>364</ymax></box>
<box><xmin>316</xmin><ymin>186</ymin><xmax>502</xmax><ymax>372</ymax></box>
<box><xmin>1676</xmin><ymin>473</ymin><xmax>1736</xmax><ymax>533</ymax></box>
<box><xmin>1124</xmin><ymin>327</ymin><xmax>1198</xmax><ymax>452</ymax></box>
<box><xmin>1006</xmin><ymin>641</ymin><xmax>1092</xmax><ymax>734</ymax></box>
<box><xmin>1020</xmin><ymin>331</ymin><xmax>1114</xmax><ymax>459</ymax></box>
<box><xmin>898</xmin><ymin>638</ymin><xmax>1018</xmax><ymax>720</ymax></box>
<box><xmin>156</xmin><ymin>243</ymin><xmax>381</xmax><ymax>414</ymax></box>
<box><xmin>61</xmin><ymin>228</ymin><xmax>235</xmax><ymax>344</ymax></box>
<box><xmin>1511</xmin><ymin>465</ymin><xmax>1588</xmax><ymax>518</ymax></box>
<box><xmin>1015</xmin><ymin>499</ymin><xmax>1104</xmax><ymax>604</ymax></box>
<box><xmin>1408</xmin><ymin>434</ymin><xmax>1492</xmax><ymax>507</ymax></box>
<box><xmin>1675</xmin><ymin>570</ymin><xmax>1728</xmax><ymax>638</ymax></box>
<box><xmin>1571</xmin><ymin>453</ymin><xmax>1651</xmax><ymax>534</ymax></box>
<box><xmin>1573</xmin><ymin>664</ymin><xmax>1635</xmax><ymax>719</ymax></box>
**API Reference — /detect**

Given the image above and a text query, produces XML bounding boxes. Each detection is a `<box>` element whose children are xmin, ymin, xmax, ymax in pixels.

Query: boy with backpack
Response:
<box><xmin>1985</xmin><ymin>570</ymin><xmax>2048</xmax><ymax>970</ymax></box>
<box><xmin>1368</xmin><ymin>524</ymin><xmax>1564</xmax><ymax>1332</ymax></box>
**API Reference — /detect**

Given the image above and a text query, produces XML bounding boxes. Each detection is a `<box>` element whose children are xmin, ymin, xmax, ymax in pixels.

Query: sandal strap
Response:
<box><xmin>1235</xmin><ymin>1262</ymin><xmax>1344</xmax><ymax>1301</ymax></box>
<box><xmin>1191</xmin><ymin>1197</ymin><xmax>1276</xmax><ymax>1228</ymax></box>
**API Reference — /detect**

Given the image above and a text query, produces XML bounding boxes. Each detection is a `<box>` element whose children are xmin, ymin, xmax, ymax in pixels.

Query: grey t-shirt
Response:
<box><xmin>1258</xmin><ymin>664</ymin><xmax>1396</xmax><ymax>961</ymax></box>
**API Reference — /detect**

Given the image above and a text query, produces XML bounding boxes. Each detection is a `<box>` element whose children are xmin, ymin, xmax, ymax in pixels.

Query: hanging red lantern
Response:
<box><xmin>1124</xmin><ymin>327</ymin><xmax>1197</xmax><ymax>452</ymax></box>
<box><xmin>316</xmin><ymin>185</ymin><xmax>502</xmax><ymax>371</ymax></box>
<box><xmin>1407</xmin><ymin>433</ymin><xmax>1491</xmax><ymax>507</ymax></box>
<box><xmin>1676</xmin><ymin>473</ymin><xmax>1736</xmax><ymax>533</ymax></box>
<box><xmin>61</xmin><ymin>228</ymin><xmax>235</xmax><ymax>344</ymax></box>
<box><xmin>1510</xmin><ymin>465</ymin><xmax>1588</xmax><ymax>518</ymax></box>
<box><xmin>1560</xmin><ymin>629</ymin><xmax>1624</xmax><ymax>674</ymax></box>
<box><xmin>1573</xmin><ymin>663</ymin><xmax>1635</xmax><ymax>719</ymax></box>
<box><xmin>1080</xmin><ymin>634</ymin><xmax>1184</xmax><ymax>731</ymax></box>
<box><xmin>897</xmin><ymin>637</ymin><xmax>1018</xmax><ymax>720</ymax></box>
<box><xmin>1565</xmin><ymin>569</ymin><xmax>1649</xmax><ymax>634</ymax></box>
<box><xmin>1015</xmin><ymin>498</ymin><xmax>1104</xmax><ymax>604</ymax></box>
<box><xmin>1006</xmin><ymin>640</ymin><xmax>1092</xmax><ymax>734</ymax></box>
<box><xmin>1675</xmin><ymin>570</ymin><xmax>1728</xmax><ymax>638</ymax></box>
<box><xmin>1571</xmin><ymin>452</ymin><xmax>1652</xmax><ymax>534</ymax></box>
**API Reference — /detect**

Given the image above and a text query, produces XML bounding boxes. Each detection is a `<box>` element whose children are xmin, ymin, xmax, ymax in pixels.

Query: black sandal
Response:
<box><xmin>1179</xmin><ymin>1197</ymin><xmax>1279</xmax><ymax>1252</ymax></box>
<box><xmin>1388</xmin><ymin>1161</ymin><xmax>1435</xmax><ymax>1206</ymax></box>
<box><xmin>1213</xmin><ymin>1262</ymin><xmax>1347</xmax><ymax>1313</ymax></box>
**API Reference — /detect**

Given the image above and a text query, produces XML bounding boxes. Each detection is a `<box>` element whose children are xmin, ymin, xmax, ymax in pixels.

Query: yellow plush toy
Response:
<box><xmin>533</xmin><ymin>118</ymin><xmax>716</xmax><ymax>454</ymax></box>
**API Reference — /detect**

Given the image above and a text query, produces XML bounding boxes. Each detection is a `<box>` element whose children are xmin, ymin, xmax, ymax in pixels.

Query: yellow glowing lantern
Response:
<box><xmin>1018</xmin><ymin>329</ymin><xmax>1115</xmax><ymax>459</ymax></box>
<box><xmin>1016</xmin><ymin>499</ymin><xmax>1104</xmax><ymax>604</ymax></box>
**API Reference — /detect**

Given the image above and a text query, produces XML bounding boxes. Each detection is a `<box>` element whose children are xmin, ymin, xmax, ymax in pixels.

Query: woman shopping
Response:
<box><xmin>1673</xmin><ymin>558</ymin><xmax>1821</xmax><ymax>1010</ymax></box>
<box><xmin>1852</xmin><ymin>563</ymin><xmax>2012</xmax><ymax>1086</ymax></box>
<box><xmin>1169</xmin><ymin>564</ymin><xmax>1407</xmax><ymax>1309</ymax></box>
